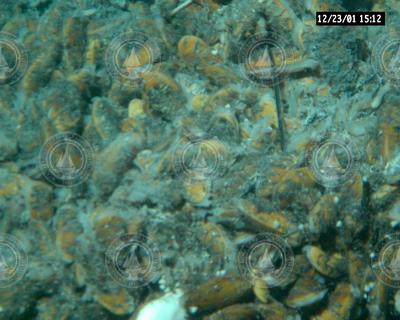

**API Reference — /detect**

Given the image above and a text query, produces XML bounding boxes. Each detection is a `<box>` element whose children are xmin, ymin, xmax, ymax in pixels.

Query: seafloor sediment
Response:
<box><xmin>0</xmin><ymin>0</ymin><xmax>400</xmax><ymax>319</ymax></box>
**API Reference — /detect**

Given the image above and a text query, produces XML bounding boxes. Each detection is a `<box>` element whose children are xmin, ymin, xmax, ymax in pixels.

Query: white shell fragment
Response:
<box><xmin>135</xmin><ymin>290</ymin><xmax>187</xmax><ymax>320</ymax></box>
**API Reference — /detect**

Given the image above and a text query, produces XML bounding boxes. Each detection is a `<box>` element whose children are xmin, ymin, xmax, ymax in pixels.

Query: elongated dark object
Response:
<box><xmin>247</xmin><ymin>59</ymin><xmax>320</xmax><ymax>80</ymax></box>
<box><xmin>361</xmin><ymin>177</ymin><xmax>370</xmax><ymax>212</ymax></box>
<box><xmin>266</xmin><ymin>45</ymin><xmax>285</xmax><ymax>151</ymax></box>
<box><xmin>170</xmin><ymin>0</ymin><xmax>194</xmax><ymax>18</ymax></box>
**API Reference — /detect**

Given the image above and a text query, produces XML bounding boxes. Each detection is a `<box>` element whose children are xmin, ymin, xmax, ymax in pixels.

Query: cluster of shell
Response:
<box><xmin>0</xmin><ymin>0</ymin><xmax>400</xmax><ymax>319</ymax></box>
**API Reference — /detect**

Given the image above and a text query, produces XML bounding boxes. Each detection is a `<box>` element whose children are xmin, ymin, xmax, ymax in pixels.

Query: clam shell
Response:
<box><xmin>308</xmin><ymin>194</ymin><xmax>338</xmax><ymax>237</ymax></box>
<box><xmin>184</xmin><ymin>276</ymin><xmax>252</xmax><ymax>316</ymax></box>
<box><xmin>92</xmin><ymin>133</ymin><xmax>145</xmax><ymax>196</ymax></box>
<box><xmin>94</xmin><ymin>288</ymin><xmax>135</xmax><ymax>315</ymax></box>
<box><xmin>62</xmin><ymin>16</ymin><xmax>87</xmax><ymax>70</ymax></box>
<box><xmin>204</xmin><ymin>303</ymin><xmax>263</xmax><ymax>320</ymax></box>
<box><xmin>304</xmin><ymin>245</ymin><xmax>347</xmax><ymax>278</ymax></box>
<box><xmin>312</xmin><ymin>283</ymin><xmax>354</xmax><ymax>320</ymax></box>
<box><xmin>22</xmin><ymin>42</ymin><xmax>62</xmax><ymax>94</ymax></box>
<box><xmin>178</xmin><ymin>35</ymin><xmax>210</xmax><ymax>63</ymax></box>
<box><xmin>286</xmin><ymin>273</ymin><xmax>328</xmax><ymax>308</ymax></box>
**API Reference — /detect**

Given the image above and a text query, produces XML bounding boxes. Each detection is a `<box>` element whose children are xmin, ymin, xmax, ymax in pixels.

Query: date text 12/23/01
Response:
<box><xmin>316</xmin><ymin>12</ymin><xmax>385</xmax><ymax>26</ymax></box>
